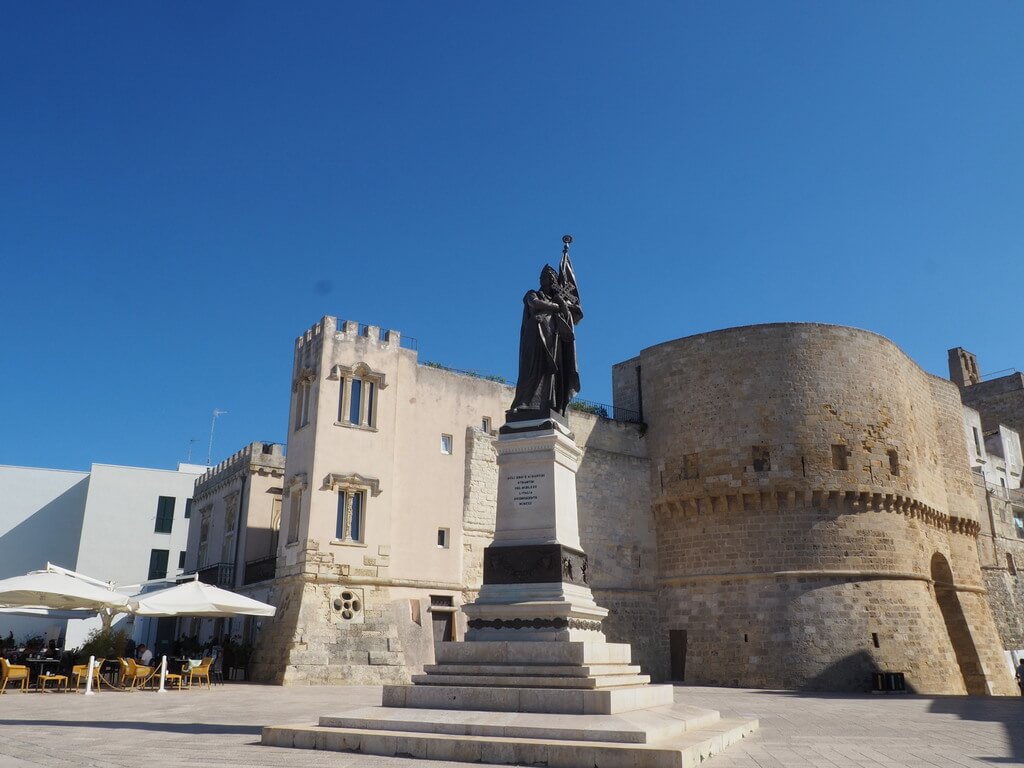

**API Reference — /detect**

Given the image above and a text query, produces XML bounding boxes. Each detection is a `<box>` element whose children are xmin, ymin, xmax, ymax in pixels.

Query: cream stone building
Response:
<box><xmin>189</xmin><ymin>317</ymin><xmax>1022</xmax><ymax>695</ymax></box>
<box><xmin>949</xmin><ymin>348</ymin><xmax>1024</xmax><ymax>671</ymax></box>
<box><xmin>180</xmin><ymin>441</ymin><xmax>286</xmax><ymax>646</ymax></box>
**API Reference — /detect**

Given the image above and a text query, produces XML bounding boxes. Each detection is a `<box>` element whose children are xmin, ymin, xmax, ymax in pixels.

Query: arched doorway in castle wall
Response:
<box><xmin>930</xmin><ymin>552</ymin><xmax>987</xmax><ymax>695</ymax></box>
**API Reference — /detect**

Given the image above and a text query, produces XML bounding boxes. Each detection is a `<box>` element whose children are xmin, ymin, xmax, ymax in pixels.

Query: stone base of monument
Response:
<box><xmin>261</xmin><ymin>637</ymin><xmax>758</xmax><ymax>767</ymax></box>
<box><xmin>262</xmin><ymin>420</ymin><xmax>758</xmax><ymax>766</ymax></box>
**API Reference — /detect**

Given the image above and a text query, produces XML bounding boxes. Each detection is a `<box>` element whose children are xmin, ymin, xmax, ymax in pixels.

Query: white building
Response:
<box><xmin>0</xmin><ymin>462</ymin><xmax>204</xmax><ymax>650</ymax></box>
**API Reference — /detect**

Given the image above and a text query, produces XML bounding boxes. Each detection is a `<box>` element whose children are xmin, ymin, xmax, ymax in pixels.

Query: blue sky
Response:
<box><xmin>2</xmin><ymin>2</ymin><xmax>1023</xmax><ymax>472</ymax></box>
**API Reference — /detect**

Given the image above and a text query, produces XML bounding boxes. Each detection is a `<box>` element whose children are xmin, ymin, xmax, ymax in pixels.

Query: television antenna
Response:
<box><xmin>207</xmin><ymin>409</ymin><xmax>227</xmax><ymax>466</ymax></box>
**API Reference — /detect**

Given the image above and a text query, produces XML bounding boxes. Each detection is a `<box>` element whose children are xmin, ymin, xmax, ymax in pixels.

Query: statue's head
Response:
<box><xmin>540</xmin><ymin>265</ymin><xmax>558</xmax><ymax>290</ymax></box>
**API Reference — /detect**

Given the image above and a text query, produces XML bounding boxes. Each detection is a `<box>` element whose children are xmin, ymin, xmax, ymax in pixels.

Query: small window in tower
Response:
<box><xmin>831</xmin><ymin>445</ymin><xmax>848</xmax><ymax>470</ymax></box>
<box><xmin>888</xmin><ymin>449</ymin><xmax>900</xmax><ymax>476</ymax></box>
<box><xmin>1007</xmin><ymin>553</ymin><xmax>1017</xmax><ymax>576</ymax></box>
<box><xmin>441</xmin><ymin>434</ymin><xmax>453</xmax><ymax>455</ymax></box>
<box><xmin>752</xmin><ymin>446</ymin><xmax>771</xmax><ymax>472</ymax></box>
<box><xmin>481</xmin><ymin>417</ymin><xmax>492</xmax><ymax>433</ymax></box>
<box><xmin>437</xmin><ymin>528</ymin><xmax>450</xmax><ymax>549</ymax></box>
<box><xmin>973</xmin><ymin>427</ymin><xmax>983</xmax><ymax>456</ymax></box>
<box><xmin>683</xmin><ymin>453</ymin><xmax>699</xmax><ymax>480</ymax></box>
<box><xmin>872</xmin><ymin>632</ymin><xmax>880</xmax><ymax>648</ymax></box>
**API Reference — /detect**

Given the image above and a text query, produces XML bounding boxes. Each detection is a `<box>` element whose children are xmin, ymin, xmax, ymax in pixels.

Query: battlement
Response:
<box><xmin>195</xmin><ymin>441</ymin><xmax>286</xmax><ymax>496</ymax></box>
<box><xmin>295</xmin><ymin>316</ymin><xmax>416</xmax><ymax>353</ymax></box>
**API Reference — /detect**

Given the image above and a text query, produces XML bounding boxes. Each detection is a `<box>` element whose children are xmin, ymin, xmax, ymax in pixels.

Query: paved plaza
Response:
<box><xmin>0</xmin><ymin>683</ymin><xmax>1021</xmax><ymax>768</ymax></box>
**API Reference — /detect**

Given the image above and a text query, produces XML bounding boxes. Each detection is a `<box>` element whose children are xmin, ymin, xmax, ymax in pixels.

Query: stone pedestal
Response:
<box><xmin>464</xmin><ymin>421</ymin><xmax>608</xmax><ymax>642</ymax></box>
<box><xmin>263</xmin><ymin>418</ymin><xmax>757</xmax><ymax>766</ymax></box>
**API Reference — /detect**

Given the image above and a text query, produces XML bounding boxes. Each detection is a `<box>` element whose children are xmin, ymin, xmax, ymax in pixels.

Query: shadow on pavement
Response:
<box><xmin>0</xmin><ymin>719</ymin><xmax>262</xmax><ymax>736</ymax></box>
<box><xmin>927</xmin><ymin>696</ymin><xmax>1024</xmax><ymax>764</ymax></box>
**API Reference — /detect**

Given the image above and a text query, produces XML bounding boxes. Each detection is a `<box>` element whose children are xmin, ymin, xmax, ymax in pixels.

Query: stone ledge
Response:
<box><xmin>262</xmin><ymin>715</ymin><xmax>758</xmax><ymax>768</ymax></box>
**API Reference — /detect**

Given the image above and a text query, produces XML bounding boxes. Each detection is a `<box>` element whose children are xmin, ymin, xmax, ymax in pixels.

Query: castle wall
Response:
<box><xmin>621</xmin><ymin>323</ymin><xmax>1015</xmax><ymax>694</ymax></box>
<box><xmin>959</xmin><ymin>372</ymin><xmax>1024</xmax><ymax>437</ymax></box>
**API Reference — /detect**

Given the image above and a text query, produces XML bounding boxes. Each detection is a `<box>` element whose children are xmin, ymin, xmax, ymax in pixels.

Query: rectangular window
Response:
<box><xmin>437</xmin><ymin>528</ymin><xmax>450</xmax><ymax>549</ymax></box>
<box><xmin>831</xmin><ymin>445</ymin><xmax>848</xmax><ymax>471</ymax></box>
<box><xmin>683</xmin><ymin>453</ymin><xmax>699</xmax><ymax>480</ymax></box>
<box><xmin>148</xmin><ymin>549</ymin><xmax>169</xmax><ymax>580</ymax></box>
<box><xmin>888</xmin><ymin>449</ymin><xmax>900</xmax><ymax>476</ymax></box>
<box><xmin>349</xmin><ymin>378</ymin><xmax>362</xmax><ymax>424</ymax></box>
<box><xmin>336</xmin><ymin>492</ymin><xmax>346</xmax><ymax>540</ymax></box>
<box><xmin>221</xmin><ymin>504</ymin><xmax>237</xmax><ymax>564</ymax></box>
<box><xmin>198</xmin><ymin>508</ymin><xmax>211</xmax><ymax>567</ymax></box>
<box><xmin>973</xmin><ymin>427</ymin><xmax>982</xmax><ymax>456</ymax></box>
<box><xmin>184</xmin><ymin>498</ymin><xmax>193</xmax><ymax>519</ymax></box>
<box><xmin>296</xmin><ymin>381</ymin><xmax>311</xmax><ymax>430</ymax></box>
<box><xmin>350</xmin><ymin>491</ymin><xmax>362</xmax><ymax>542</ymax></box>
<box><xmin>155</xmin><ymin>496</ymin><xmax>175</xmax><ymax>533</ymax></box>
<box><xmin>441</xmin><ymin>434</ymin><xmax>453</xmax><ymax>455</ymax></box>
<box><xmin>335</xmin><ymin>489</ymin><xmax>365</xmax><ymax>542</ymax></box>
<box><xmin>481</xmin><ymin>417</ymin><xmax>491</xmax><ymax>433</ymax></box>
<box><xmin>752</xmin><ymin>446</ymin><xmax>771</xmax><ymax>472</ymax></box>
<box><xmin>178</xmin><ymin>551</ymin><xmax>186</xmax><ymax>569</ymax></box>
<box><xmin>1014</xmin><ymin>512</ymin><xmax>1024</xmax><ymax>539</ymax></box>
<box><xmin>366</xmin><ymin>382</ymin><xmax>376</xmax><ymax>427</ymax></box>
<box><xmin>270</xmin><ymin>496</ymin><xmax>282</xmax><ymax>554</ymax></box>
<box><xmin>287</xmin><ymin>490</ymin><xmax>302</xmax><ymax>544</ymax></box>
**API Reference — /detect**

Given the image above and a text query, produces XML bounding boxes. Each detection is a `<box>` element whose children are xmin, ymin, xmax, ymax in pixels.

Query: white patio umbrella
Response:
<box><xmin>0</xmin><ymin>564</ymin><xmax>130</xmax><ymax>626</ymax></box>
<box><xmin>128</xmin><ymin>580</ymin><xmax>276</xmax><ymax>618</ymax></box>
<box><xmin>0</xmin><ymin>606</ymin><xmax>100</xmax><ymax>620</ymax></box>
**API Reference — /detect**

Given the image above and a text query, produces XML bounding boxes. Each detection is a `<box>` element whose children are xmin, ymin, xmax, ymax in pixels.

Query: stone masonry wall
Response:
<box><xmin>960</xmin><ymin>373</ymin><xmax>1024</xmax><ymax>436</ymax></box>
<box><xmin>252</xmin><ymin>538</ymin><xmax>420</xmax><ymax>685</ymax></box>
<box><xmin>461</xmin><ymin>427</ymin><xmax>499</xmax><ymax>607</ymax></box>
<box><xmin>629</xmin><ymin>323</ymin><xmax>1016</xmax><ymax>694</ymax></box>
<box><xmin>976</xmin><ymin>483</ymin><xmax>1024</xmax><ymax>652</ymax></box>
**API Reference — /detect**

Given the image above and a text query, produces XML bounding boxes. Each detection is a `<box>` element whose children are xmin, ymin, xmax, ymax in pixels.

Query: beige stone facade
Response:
<box><xmin>218</xmin><ymin>316</ymin><xmax>657</xmax><ymax>685</ymax></box>
<box><xmin>612</xmin><ymin>324</ymin><xmax>1017</xmax><ymax>695</ymax></box>
<box><xmin>187</xmin><ymin>318</ymin><xmax>1022</xmax><ymax>695</ymax></box>
<box><xmin>182</xmin><ymin>442</ymin><xmax>286</xmax><ymax>646</ymax></box>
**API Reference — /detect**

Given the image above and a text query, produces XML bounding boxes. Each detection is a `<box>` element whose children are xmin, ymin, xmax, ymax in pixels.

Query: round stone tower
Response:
<box><xmin>619</xmin><ymin>323</ymin><xmax>1015</xmax><ymax>694</ymax></box>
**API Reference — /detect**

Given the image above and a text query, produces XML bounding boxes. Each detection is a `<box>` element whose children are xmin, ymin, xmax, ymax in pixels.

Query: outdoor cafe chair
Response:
<box><xmin>71</xmin><ymin>658</ymin><xmax>105</xmax><ymax>692</ymax></box>
<box><xmin>188</xmin><ymin>656</ymin><xmax>213</xmax><ymax>689</ymax></box>
<box><xmin>118</xmin><ymin>658</ymin><xmax>155</xmax><ymax>690</ymax></box>
<box><xmin>0</xmin><ymin>657</ymin><xmax>30</xmax><ymax>693</ymax></box>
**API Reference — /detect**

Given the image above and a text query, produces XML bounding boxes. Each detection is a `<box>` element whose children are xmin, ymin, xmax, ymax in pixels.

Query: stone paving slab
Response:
<box><xmin>0</xmin><ymin>683</ymin><xmax>1021</xmax><ymax>767</ymax></box>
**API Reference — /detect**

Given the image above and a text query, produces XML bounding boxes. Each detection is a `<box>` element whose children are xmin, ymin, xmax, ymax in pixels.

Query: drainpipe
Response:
<box><xmin>232</xmin><ymin>470</ymin><xmax>248</xmax><ymax>590</ymax></box>
<box><xmin>984</xmin><ymin>488</ymin><xmax>999</xmax><ymax>565</ymax></box>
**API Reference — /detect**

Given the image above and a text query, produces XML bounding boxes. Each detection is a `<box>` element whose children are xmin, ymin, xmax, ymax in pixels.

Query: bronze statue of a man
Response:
<box><xmin>510</xmin><ymin>237</ymin><xmax>583</xmax><ymax>416</ymax></box>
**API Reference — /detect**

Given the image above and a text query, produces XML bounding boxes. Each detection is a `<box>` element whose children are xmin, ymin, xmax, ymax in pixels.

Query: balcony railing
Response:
<box><xmin>244</xmin><ymin>556</ymin><xmax>277</xmax><ymax>585</ymax></box>
<box><xmin>197</xmin><ymin>562</ymin><xmax>235</xmax><ymax>588</ymax></box>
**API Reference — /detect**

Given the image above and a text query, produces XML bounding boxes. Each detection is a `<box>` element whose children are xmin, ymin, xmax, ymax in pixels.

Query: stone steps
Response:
<box><xmin>411</xmin><ymin>672</ymin><xmax>652</xmax><ymax>689</ymax></box>
<box><xmin>383</xmin><ymin>682</ymin><xmax>675</xmax><ymax>715</ymax></box>
<box><xmin>423</xmin><ymin>662</ymin><xmax>644</xmax><ymax>677</ymax></box>
<box><xmin>317</xmin><ymin>703</ymin><xmax>722</xmax><ymax>744</ymax></box>
<box><xmin>263</xmin><ymin>715</ymin><xmax>759</xmax><ymax>768</ymax></box>
<box><xmin>434</xmin><ymin>640</ymin><xmax>633</xmax><ymax>666</ymax></box>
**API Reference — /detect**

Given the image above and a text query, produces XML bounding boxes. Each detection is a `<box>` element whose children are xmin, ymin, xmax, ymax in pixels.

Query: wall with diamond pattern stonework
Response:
<box><xmin>614</xmin><ymin>323</ymin><xmax>1017</xmax><ymax>695</ymax></box>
